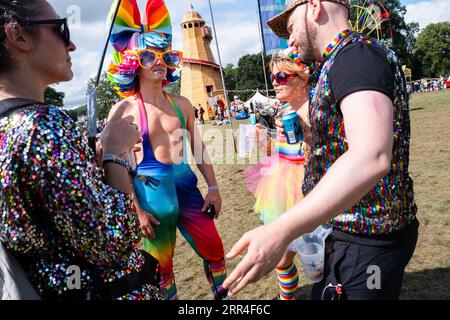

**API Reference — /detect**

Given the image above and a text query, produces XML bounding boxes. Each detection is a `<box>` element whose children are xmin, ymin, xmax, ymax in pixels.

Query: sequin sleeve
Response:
<box><xmin>1</xmin><ymin>105</ymin><xmax>141</xmax><ymax>268</ymax></box>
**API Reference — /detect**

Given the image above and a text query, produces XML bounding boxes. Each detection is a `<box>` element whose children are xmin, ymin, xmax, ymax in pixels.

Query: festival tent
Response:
<box><xmin>244</xmin><ymin>90</ymin><xmax>278</xmax><ymax>108</ymax></box>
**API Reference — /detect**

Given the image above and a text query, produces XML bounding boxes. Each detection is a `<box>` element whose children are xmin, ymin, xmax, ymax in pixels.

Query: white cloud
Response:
<box><xmin>405</xmin><ymin>0</ymin><xmax>450</xmax><ymax>29</ymax></box>
<box><xmin>213</xmin><ymin>12</ymin><xmax>261</xmax><ymax>65</ymax></box>
<box><xmin>166</xmin><ymin>0</ymin><xmax>261</xmax><ymax>65</ymax></box>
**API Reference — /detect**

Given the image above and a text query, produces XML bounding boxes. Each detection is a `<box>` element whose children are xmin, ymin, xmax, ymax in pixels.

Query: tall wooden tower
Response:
<box><xmin>180</xmin><ymin>8</ymin><xmax>224</xmax><ymax>119</ymax></box>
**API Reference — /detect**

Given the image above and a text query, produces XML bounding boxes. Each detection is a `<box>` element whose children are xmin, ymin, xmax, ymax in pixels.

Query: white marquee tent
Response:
<box><xmin>244</xmin><ymin>90</ymin><xmax>278</xmax><ymax>108</ymax></box>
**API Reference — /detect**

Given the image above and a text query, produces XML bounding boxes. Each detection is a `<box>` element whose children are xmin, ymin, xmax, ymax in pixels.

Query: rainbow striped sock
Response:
<box><xmin>204</xmin><ymin>259</ymin><xmax>228</xmax><ymax>299</ymax></box>
<box><xmin>160</xmin><ymin>273</ymin><xmax>177</xmax><ymax>300</ymax></box>
<box><xmin>275</xmin><ymin>263</ymin><xmax>299</xmax><ymax>300</ymax></box>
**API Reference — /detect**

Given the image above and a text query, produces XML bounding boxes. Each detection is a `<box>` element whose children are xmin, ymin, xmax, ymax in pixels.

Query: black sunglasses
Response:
<box><xmin>23</xmin><ymin>18</ymin><xmax>71</xmax><ymax>46</ymax></box>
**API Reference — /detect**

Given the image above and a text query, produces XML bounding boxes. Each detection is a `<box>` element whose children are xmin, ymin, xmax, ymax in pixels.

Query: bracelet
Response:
<box><xmin>208</xmin><ymin>186</ymin><xmax>220</xmax><ymax>191</ymax></box>
<box><xmin>103</xmin><ymin>159</ymin><xmax>131</xmax><ymax>174</ymax></box>
<box><xmin>103</xmin><ymin>154</ymin><xmax>131</xmax><ymax>174</ymax></box>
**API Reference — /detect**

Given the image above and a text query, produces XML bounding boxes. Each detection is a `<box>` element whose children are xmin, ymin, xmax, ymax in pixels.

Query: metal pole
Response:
<box><xmin>256</xmin><ymin>0</ymin><xmax>270</xmax><ymax>102</ymax></box>
<box><xmin>207</xmin><ymin>0</ymin><xmax>237</xmax><ymax>153</ymax></box>
<box><xmin>87</xmin><ymin>0</ymin><xmax>122</xmax><ymax>152</ymax></box>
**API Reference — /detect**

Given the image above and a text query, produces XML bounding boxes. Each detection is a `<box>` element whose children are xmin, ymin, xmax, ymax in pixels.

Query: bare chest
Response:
<box><xmin>134</xmin><ymin>103</ymin><xmax>185</xmax><ymax>165</ymax></box>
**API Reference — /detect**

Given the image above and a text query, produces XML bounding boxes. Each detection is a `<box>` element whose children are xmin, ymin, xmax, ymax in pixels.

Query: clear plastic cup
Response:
<box><xmin>298</xmin><ymin>235</ymin><xmax>325</xmax><ymax>283</ymax></box>
<box><xmin>293</xmin><ymin>224</ymin><xmax>332</xmax><ymax>283</ymax></box>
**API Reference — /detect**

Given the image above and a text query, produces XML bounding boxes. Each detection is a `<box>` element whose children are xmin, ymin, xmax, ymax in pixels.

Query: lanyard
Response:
<box><xmin>322</xmin><ymin>28</ymin><xmax>351</xmax><ymax>60</ymax></box>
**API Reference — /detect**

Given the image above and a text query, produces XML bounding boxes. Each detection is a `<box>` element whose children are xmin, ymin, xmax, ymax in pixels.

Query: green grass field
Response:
<box><xmin>172</xmin><ymin>89</ymin><xmax>450</xmax><ymax>300</ymax></box>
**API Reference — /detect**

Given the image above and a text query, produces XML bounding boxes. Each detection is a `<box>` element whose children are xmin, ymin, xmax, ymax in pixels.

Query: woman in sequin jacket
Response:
<box><xmin>0</xmin><ymin>0</ymin><xmax>161</xmax><ymax>300</ymax></box>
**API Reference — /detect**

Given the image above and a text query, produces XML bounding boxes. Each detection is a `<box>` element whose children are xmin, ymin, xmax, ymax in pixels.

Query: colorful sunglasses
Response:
<box><xmin>24</xmin><ymin>18</ymin><xmax>71</xmax><ymax>46</ymax></box>
<box><xmin>129</xmin><ymin>49</ymin><xmax>183</xmax><ymax>69</ymax></box>
<box><xmin>270</xmin><ymin>71</ymin><xmax>298</xmax><ymax>85</ymax></box>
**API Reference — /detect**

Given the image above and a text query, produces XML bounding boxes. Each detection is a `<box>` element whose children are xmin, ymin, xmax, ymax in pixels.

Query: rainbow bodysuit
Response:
<box><xmin>132</xmin><ymin>92</ymin><xmax>226</xmax><ymax>300</ymax></box>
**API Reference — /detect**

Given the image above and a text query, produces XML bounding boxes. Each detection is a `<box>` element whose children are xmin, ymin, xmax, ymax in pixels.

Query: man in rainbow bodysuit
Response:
<box><xmin>105</xmin><ymin>0</ymin><xmax>227</xmax><ymax>300</ymax></box>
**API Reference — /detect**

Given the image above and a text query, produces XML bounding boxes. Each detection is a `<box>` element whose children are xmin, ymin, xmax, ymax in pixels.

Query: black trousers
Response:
<box><xmin>311</xmin><ymin>221</ymin><xmax>419</xmax><ymax>300</ymax></box>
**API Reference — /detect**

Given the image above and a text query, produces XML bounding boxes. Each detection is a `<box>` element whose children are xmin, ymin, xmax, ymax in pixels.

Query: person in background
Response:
<box><xmin>199</xmin><ymin>104</ymin><xmax>206</xmax><ymax>124</ymax></box>
<box><xmin>193</xmin><ymin>106</ymin><xmax>199</xmax><ymax>123</ymax></box>
<box><xmin>106</xmin><ymin>0</ymin><xmax>227</xmax><ymax>300</ymax></box>
<box><xmin>270</xmin><ymin>103</ymin><xmax>279</xmax><ymax>118</ymax></box>
<box><xmin>230</xmin><ymin>103</ymin><xmax>236</xmax><ymax>118</ymax></box>
<box><xmin>244</xmin><ymin>47</ymin><xmax>313</xmax><ymax>300</ymax></box>
<box><xmin>217</xmin><ymin>99</ymin><xmax>225</xmax><ymax>120</ymax></box>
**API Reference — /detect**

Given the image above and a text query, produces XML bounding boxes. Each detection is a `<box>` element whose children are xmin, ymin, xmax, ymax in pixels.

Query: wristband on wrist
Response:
<box><xmin>208</xmin><ymin>186</ymin><xmax>220</xmax><ymax>191</ymax></box>
<box><xmin>103</xmin><ymin>154</ymin><xmax>132</xmax><ymax>174</ymax></box>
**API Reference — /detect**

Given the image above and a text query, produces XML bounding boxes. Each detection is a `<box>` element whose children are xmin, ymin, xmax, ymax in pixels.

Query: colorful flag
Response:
<box><xmin>258</xmin><ymin>0</ymin><xmax>288</xmax><ymax>54</ymax></box>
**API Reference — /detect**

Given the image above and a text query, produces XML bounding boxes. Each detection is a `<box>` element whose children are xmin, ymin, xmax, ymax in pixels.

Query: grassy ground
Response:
<box><xmin>172</xmin><ymin>89</ymin><xmax>450</xmax><ymax>300</ymax></box>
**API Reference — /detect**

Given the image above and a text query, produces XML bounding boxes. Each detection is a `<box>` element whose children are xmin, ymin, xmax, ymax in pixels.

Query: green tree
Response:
<box><xmin>224</xmin><ymin>63</ymin><xmax>237</xmax><ymax>101</ymax></box>
<box><xmin>234</xmin><ymin>53</ymin><xmax>271</xmax><ymax>101</ymax></box>
<box><xmin>87</xmin><ymin>72</ymin><xmax>120</xmax><ymax>120</ymax></box>
<box><xmin>413</xmin><ymin>22</ymin><xmax>450</xmax><ymax>78</ymax></box>
<box><xmin>66</xmin><ymin>105</ymin><xmax>87</xmax><ymax>121</ymax></box>
<box><xmin>350</xmin><ymin>0</ymin><xmax>419</xmax><ymax>71</ymax></box>
<box><xmin>44</xmin><ymin>86</ymin><xmax>65</xmax><ymax>106</ymax></box>
<box><xmin>66</xmin><ymin>109</ymin><xmax>78</xmax><ymax>121</ymax></box>
<box><xmin>380</xmin><ymin>0</ymin><xmax>419</xmax><ymax>67</ymax></box>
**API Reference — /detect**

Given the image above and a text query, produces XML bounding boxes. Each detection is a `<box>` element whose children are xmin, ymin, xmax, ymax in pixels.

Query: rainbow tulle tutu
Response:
<box><xmin>244</xmin><ymin>154</ymin><xmax>305</xmax><ymax>224</ymax></box>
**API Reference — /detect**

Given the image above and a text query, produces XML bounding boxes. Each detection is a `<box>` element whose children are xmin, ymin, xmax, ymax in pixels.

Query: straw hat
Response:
<box><xmin>267</xmin><ymin>0</ymin><xmax>350</xmax><ymax>39</ymax></box>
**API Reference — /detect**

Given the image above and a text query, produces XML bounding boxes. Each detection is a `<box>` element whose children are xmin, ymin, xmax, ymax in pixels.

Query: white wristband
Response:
<box><xmin>208</xmin><ymin>186</ymin><xmax>220</xmax><ymax>191</ymax></box>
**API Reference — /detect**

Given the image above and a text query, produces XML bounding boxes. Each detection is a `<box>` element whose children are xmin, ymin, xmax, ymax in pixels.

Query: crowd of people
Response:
<box><xmin>409</xmin><ymin>76</ymin><xmax>448</xmax><ymax>94</ymax></box>
<box><xmin>1</xmin><ymin>0</ymin><xmax>420</xmax><ymax>301</ymax></box>
<box><xmin>192</xmin><ymin>100</ymin><xmax>227</xmax><ymax>124</ymax></box>
<box><xmin>191</xmin><ymin>95</ymin><xmax>284</xmax><ymax>128</ymax></box>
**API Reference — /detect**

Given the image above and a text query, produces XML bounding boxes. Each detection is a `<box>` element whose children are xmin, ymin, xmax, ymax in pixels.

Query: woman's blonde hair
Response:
<box><xmin>270</xmin><ymin>49</ymin><xmax>310</xmax><ymax>84</ymax></box>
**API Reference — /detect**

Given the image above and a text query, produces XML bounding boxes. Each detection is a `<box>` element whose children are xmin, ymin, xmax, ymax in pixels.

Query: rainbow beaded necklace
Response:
<box><xmin>322</xmin><ymin>28</ymin><xmax>351</xmax><ymax>60</ymax></box>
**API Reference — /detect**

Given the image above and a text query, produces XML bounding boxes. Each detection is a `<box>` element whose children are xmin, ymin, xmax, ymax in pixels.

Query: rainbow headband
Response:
<box><xmin>107</xmin><ymin>0</ymin><xmax>178</xmax><ymax>97</ymax></box>
<box><xmin>109</xmin><ymin>0</ymin><xmax>173</xmax><ymax>51</ymax></box>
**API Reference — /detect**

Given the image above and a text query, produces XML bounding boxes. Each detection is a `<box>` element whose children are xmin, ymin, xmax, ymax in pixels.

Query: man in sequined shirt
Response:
<box><xmin>224</xmin><ymin>0</ymin><xmax>418</xmax><ymax>300</ymax></box>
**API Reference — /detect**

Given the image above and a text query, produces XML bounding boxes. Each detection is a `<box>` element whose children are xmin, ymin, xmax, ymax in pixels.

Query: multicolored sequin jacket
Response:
<box><xmin>0</xmin><ymin>104</ymin><xmax>157</xmax><ymax>299</ymax></box>
<box><xmin>303</xmin><ymin>32</ymin><xmax>417</xmax><ymax>235</ymax></box>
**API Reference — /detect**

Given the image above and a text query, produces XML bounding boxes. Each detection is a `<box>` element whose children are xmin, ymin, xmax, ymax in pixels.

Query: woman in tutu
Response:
<box><xmin>244</xmin><ymin>47</ymin><xmax>313</xmax><ymax>300</ymax></box>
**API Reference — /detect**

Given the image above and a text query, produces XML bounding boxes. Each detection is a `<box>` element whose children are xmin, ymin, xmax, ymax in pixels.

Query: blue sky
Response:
<box><xmin>46</xmin><ymin>0</ymin><xmax>449</xmax><ymax>107</ymax></box>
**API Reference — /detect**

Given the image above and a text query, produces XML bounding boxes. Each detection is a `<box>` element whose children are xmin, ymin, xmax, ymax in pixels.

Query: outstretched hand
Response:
<box><xmin>222</xmin><ymin>223</ymin><xmax>290</xmax><ymax>298</ymax></box>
